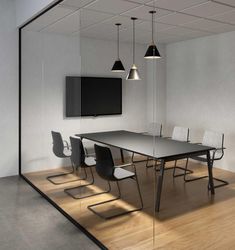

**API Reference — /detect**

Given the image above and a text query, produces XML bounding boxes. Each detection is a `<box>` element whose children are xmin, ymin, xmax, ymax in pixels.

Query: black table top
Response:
<box><xmin>77</xmin><ymin>130</ymin><xmax>214</xmax><ymax>161</ymax></box>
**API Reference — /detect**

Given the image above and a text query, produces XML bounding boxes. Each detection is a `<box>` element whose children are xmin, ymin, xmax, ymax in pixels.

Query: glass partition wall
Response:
<box><xmin>21</xmin><ymin>1</ymin><xmax>162</xmax><ymax>249</ymax></box>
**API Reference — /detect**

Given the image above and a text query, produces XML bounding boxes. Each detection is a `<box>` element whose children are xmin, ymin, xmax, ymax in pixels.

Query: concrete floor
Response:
<box><xmin>0</xmin><ymin>176</ymin><xmax>99</xmax><ymax>250</ymax></box>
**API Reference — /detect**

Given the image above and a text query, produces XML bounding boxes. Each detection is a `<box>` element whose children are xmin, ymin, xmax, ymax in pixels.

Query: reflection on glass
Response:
<box><xmin>21</xmin><ymin>1</ymin><xmax>163</xmax><ymax>249</ymax></box>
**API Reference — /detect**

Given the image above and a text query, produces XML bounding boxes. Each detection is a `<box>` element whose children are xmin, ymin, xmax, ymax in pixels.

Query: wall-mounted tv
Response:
<box><xmin>66</xmin><ymin>76</ymin><xmax>122</xmax><ymax>117</ymax></box>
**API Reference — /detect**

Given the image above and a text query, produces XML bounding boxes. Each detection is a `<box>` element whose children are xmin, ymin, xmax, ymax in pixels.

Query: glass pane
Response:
<box><xmin>77</xmin><ymin>13</ymin><xmax>156</xmax><ymax>248</ymax></box>
<box><xmin>21</xmin><ymin>5</ymin><xmax>82</xmax><ymax>207</ymax></box>
<box><xmin>21</xmin><ymin>2</ymin><xmax>158</xmax><ymax>249</ymax></box>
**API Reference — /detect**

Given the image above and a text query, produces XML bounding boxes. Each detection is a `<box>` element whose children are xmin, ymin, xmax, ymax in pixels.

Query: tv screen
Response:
<box><xmin>66</xmin><ymin>76</ymin><xmax>122</xmax><ymax>117</ymax></box>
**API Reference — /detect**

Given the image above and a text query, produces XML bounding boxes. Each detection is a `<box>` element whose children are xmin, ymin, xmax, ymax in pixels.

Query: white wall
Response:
<box><xmin>22</xmin><ymin>31</ymin><xmax>80</xmax><ymax>172</ymax></box>
<box><xmin>80</xmin><ymin>37</ymin><xmax>148</xmax><ymax>132</ymax></box>
<box><xmin>166</xmin><ymin>31</ymin><xmax>235</xmax><ymax>171</ymax></box>
<box><xmin>0</xmin><ymin>0</ymin><xmax>18</xmax><ymax>177</ymax></box>
<box><xmin>21</xmin><ymin>31</ymin><xmax>153</xmax><ymax>172</ymax></box>
<box><xmin>16</xmin><ymin>0</ymin><xmax>57</xmax><ymax>27</ymax></box>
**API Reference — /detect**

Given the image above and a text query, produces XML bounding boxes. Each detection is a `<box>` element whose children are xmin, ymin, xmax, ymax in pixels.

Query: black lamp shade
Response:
<box><xmin>111</xmin><ymin>59</ymin><xmax>125</xmax><ymax>72</ymax></box>
<box><xmin>144</xmin><ymin>44</ymin><xmax>161</xmax><ymax>59</ymax></box>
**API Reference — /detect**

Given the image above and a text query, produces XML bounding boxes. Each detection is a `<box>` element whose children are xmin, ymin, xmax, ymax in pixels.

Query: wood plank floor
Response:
<box><xmin>24</xmin><ymin>159</ymin><xmax>235</xmax><ymax>250</ymax></box>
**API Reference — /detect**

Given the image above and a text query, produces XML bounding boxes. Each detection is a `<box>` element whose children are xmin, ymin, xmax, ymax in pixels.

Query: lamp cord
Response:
<box><xmin>133</xmin><ymin>19</ymin><xmax>135</xmax><ymax>64</ymax></box>
<box><xmin>117</xmin><ymin>25</ymin><xmax>120</xmax><ymax>60</ymax></box>
<box><xmin>152</xmin><ymin>12</ymin><xmax>154</xmax><ymax>44</ymax></box>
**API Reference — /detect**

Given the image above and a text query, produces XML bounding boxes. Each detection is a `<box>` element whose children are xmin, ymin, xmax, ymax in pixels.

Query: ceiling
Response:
<box><xmin>24</xmin><ymin>0</ymin><xmax>235</xmax><ymax>44</ymax></box>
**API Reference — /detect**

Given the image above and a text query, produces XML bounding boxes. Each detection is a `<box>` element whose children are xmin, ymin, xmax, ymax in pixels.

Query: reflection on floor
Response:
<box><xmin>24</xmin><ymin>159</ymin><xmax>235</xmax><ymax>250</ymax></box>
<box><xmin>0</xmin><ymin>176</ymin><xmax>98</xmax><ymax>250</ymax></box>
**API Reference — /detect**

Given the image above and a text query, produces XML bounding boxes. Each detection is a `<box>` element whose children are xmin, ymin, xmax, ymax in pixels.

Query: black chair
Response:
<box><xmin>64</xmin><ymin>137</ymin><xmax>111</xmax><ymax>199</ymax></box>
<box><xmin>47</xmin><ymin>131</ymin><xmax>83</xmax><ymax>185</ymax></box>
<box><xmin>88</xmin><ymin>144</ymin><xmax>143</xmax><ymax>220</ymax></box>
<box><xmin>184</xmin><ymin>130</ymin><xmax>228</xmax><ymax>189</ymax></box>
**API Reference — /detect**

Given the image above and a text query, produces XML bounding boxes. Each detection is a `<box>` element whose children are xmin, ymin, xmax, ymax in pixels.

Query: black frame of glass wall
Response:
<box><xmin>18</xmin><ymin>1</ymin><xmax>107</xmax><ymax>249</ymax></box>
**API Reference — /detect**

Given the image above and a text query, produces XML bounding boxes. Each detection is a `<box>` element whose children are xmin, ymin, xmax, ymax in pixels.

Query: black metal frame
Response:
<box><xmin>146</xmin><ymin>128</ymin><xmax>194</xmax><ymax>178</ymax></box>
<box><xmin>146</xmin><ymin>158</ymin><xmax>193</xmax><ymax>178</ymax></box>
<box><xmin>88</xmin><ymin>164</ymin><xmax>143</xmax><ymax>220</ymax></box>
<box><xmin>155</xmin><ymin>150</ymin><xmax>215</xmax><ymax>212</ymax></box>
<box><xmin>18</xmin><ymin>1</ymin><xmax>107</xmax><ymax>249</ymax></box>
<box><xmin>64</xmin><ymin>166</ymin><xmax>112</xmax><ymax>199</ymax></box>
<box><xmin>154</xmin><ymin>158</ymin><xmax>193</xmax><ymax>177</ymax></box>
<box><xmin>183</xmin><ymin>136</ymin><xmax>229</xmax><ymax>189</ymax></box>
<box><xmin>47</xmin><ymin>160</ymin><xmax>88</xmax><ymax>185</ymax></box>
<box><xmin>46</xmin><ymin>138</ymin><xmax>84</xmax><ymax>185</ymax></box>
<box><xmin>164</xmin><ymin>128</ymin><xmax>192</xmax><ymax>178</ymax></box>
<box><xmin>172</xmin><ymin>158</ymin><xmax>193</xmax><ymax>177</ymax></box>
<box><xmin>78</xmin><ymin>131</ymin><xmax>216</xmax><ymax>212</ymax></box>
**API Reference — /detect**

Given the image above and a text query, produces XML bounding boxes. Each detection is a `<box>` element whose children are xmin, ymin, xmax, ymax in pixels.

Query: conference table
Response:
<box><xmin>77</xmin><ymin>130</ymin><xmax>215</xmax><ymax>212</ymax></box>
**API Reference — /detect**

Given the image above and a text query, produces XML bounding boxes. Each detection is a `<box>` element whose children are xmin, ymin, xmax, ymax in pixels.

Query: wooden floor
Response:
<box><xmin>24</xmin><ymin>159</ymin><xmax>235</xmax><ymax>250</ymax></box>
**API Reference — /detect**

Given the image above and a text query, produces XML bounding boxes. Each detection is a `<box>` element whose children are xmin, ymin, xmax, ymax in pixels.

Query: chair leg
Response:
<box><xmin>154</xmin><ymin>158</ymin><xmax>193</xmax><ymax>177</ymax></box>
<box><xmin>173</xmin><ymin>158</ymin><xmax>193</xmax><ymax>178</ymax></box>
<box><xmin>146</xmin><ymin>157</ymin><xmax>154</xmax><ymax>168</ymax></box>
<box><xmin>184</xmin><ymin>158</ymin><xmax>210</xmax><ymax>183</ymax></box>
<box><xmin>47</xmin><ymin>161</ymin><xmax>87</xmax><ymax>185</ymax></box>
<box><xmin>88</xmin><ymin>177</ymin><xmax>143</xmax><ymax>220</ymax></box>
<box><xmin>131</xmin><ymin>153</ymin><xmax>148</xmax><ymax>164</ymax></box>
<box><xmin>146</xmin><ymin>158</ymin><xmax>162</xmax><ymax>168</ymax></box>
<box><xmin>208</xmin><ymin>177</ymin><xmax>229</xmax><ymax>189</ymax></box>
<box><xmin>64</xmin><ymin>167</ymin><xmax>112</xmax><ymax>199</ymax></box>
<box><xmin>184</xmin><ymin>160</ymin><xmax>229</xmax><ymax>189</ymax></box>
<box><xmin>146</xmin><ymin>157</ymin><xmax>150</xmax><ymax>168</ymax></box>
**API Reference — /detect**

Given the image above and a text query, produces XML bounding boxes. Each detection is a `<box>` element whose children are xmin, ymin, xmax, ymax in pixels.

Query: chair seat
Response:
<box><xmin>63</xmin><ymin>148</ymin><xmax>71</xmax><ymax>157</ymax></box>
<box><xmin>114</xmin><ymin>168</ymin><xmax>135</xmax><ymax>180</ymax></box>
<box><xmin>85</xmin><ymin>156</ymin><xmax>96</xmax><ymax>166</ymax></box>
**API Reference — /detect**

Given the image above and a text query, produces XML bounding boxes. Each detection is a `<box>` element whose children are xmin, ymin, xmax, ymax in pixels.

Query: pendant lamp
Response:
<box><xmin>144</xmin><ymin>10</ymin><xmax>161</xmax><ymax>59</ymax></box>
<box><xmin>127</xmin><ymin>17</ymin><xmax>141</xmax><ymax>80</ymax></box>
<box><xmin>111</xmin><ymin>23</ymin><xmax>125</xmax><ymax>72</ymax></box>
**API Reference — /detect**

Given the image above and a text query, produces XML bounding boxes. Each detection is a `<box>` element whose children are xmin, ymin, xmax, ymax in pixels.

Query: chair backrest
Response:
<box><xmin>148</xmin><ymin>123</ymin><xmax>162</xmax><ymax>137</ymax></box>
<box><xmin>94</xmin><ymin>144</ymin><xmax>116</xmax><ymax>181</ymax></box>
<box><xmin>172</xmin><ymin>126</ymin><xmax>189</xmax><ymax>142</ymax></box>
<box><xmin>51</xmin><ymin>131</ymin><xmax>66</xmax><ymax>158</ymax></box>
<box><xmin>202</xmin><ymin>130</ymin><xmax>224</xmax><ymax>160</ymax></box>
<box><xmin>70</xmin><ymin>137</ymin><xmax>85</xmax><ymax>167</ymax></box>
<box><xmin>202</xmin><ymin>130</ymin><xmax>224</xmax><ymax>149</ymax></box>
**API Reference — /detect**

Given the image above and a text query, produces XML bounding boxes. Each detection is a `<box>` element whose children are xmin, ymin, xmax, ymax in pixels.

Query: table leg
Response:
<box><xmin>156</xmin><ymin>159</ymin><xmax>165</xmax><ymax>212</ymax></box>
<box><xmin>120</xmin><ymin>149</ymin><xmax>124</xmax><ymax>163</ymax></box>
<box><xmin>207</xmin><ymin>151</ymin><xmax>215</xmax><ymax>195</ymax></box>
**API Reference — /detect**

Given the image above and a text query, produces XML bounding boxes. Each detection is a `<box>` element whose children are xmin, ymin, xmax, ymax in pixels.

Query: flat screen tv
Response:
<box><xmin>66</xmin><ymin>76</ymin><xmax>122</xmax><ymax>117</ymax></box>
